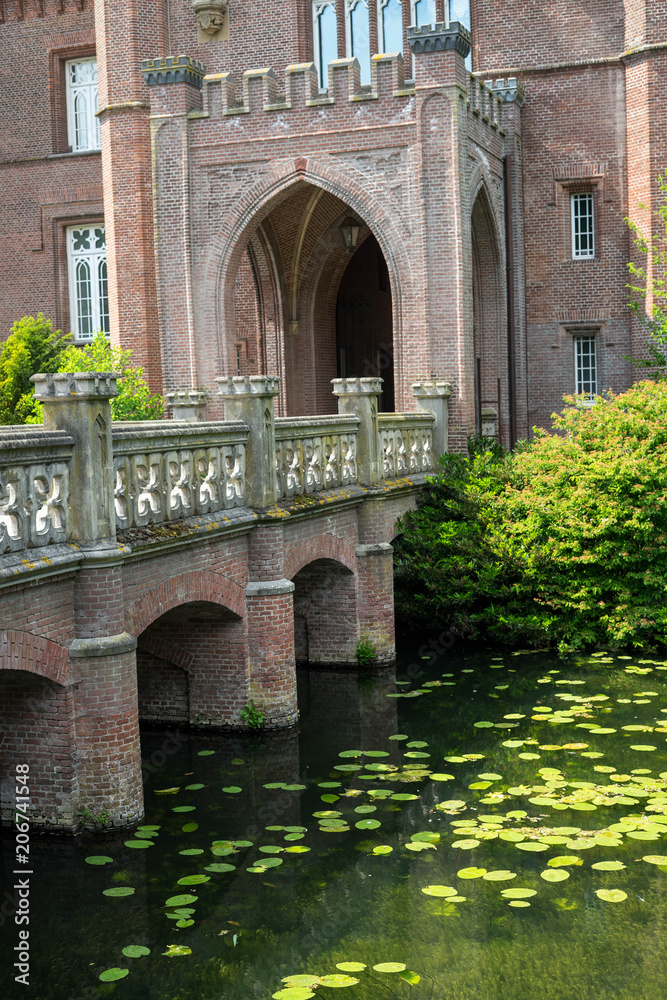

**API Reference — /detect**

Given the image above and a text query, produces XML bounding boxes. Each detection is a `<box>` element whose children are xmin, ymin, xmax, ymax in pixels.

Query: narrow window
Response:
<box><xmin>412</xmin><ymin>0</ymin><xmax>435</xmax><ymax>28</ymax></box>
<box><xmin>66</xmin><ymin>59</ymin><xmax>99</xmax><ymax>152</ymax></box>
<box><xmin>379</xmin><ymin>0</ymin><xmax>403</xmax><ymax>53</ymax></box>
<box><xmin>571</xmin><ymin>192</ymin><xmax>595</xmax><ymax>259</ymax></box>
<box><xmin>574</xmin><ymin>335</ymin><xmax>597</xmax><ymax>400</ymax></box>
<box><xmin>347</xmin><ymin>0</ymin><xmax>371</xmax><ymax>85</ymax></box>
<box><xmin>313</xmin><ymin>2</ymin><xmax>338</xmax><ymax>90</ymax></box>
<box><xmin>67</xmin><ymin>225</ymin><xmax>108</xmax><ymax>340</ymax></box>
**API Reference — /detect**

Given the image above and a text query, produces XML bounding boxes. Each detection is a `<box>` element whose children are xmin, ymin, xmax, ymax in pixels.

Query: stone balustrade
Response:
<box><xmin>378</xmin><ymin>413</ymin><xmax>435</xmax><ymax>479</ymax></box>
<box><xmin>0</xmin><ymin>374</ymin><xmax>452</xmax><ymax>553</ymax></box>
<box><xmin>112</xmin><ymin>420</ymin><xmax>248</xmax><ymax>530</ymax></box>
<box><xmin>0</xmin><ymin>427</ymin><xmax>73</xmax><ymax>553</ymax></box>
<box><xmin>274</xmin><ymin>415</ymin><xmax>359</xmax><ymax>498</ymax></box>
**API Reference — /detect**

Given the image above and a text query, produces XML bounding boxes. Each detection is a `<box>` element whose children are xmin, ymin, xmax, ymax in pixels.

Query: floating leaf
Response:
<box><xmin>283</xmin><ymin>784</ymin><xmax>307</xmax><ymax>791</ymax></box>
<box><xmin>99</xmin><ymin>968</ymin><xmax>129</xmax><ymax>982</ymax></box>
<box><xmin>103</xmin><ymin>887</ymin><xmax>135</xmax><ymax>897</ymax></box>
<box><xmin>642</xmin><ymin>855</ymin><xmax>667</xmax><ymax>865</ymax></box>
<box><xmin>125</xmin><ymin>839</ymin><xmax>153</xmax><ymax>849</ymax></box>
<box><xmin>85</xmin><ymin>856</ymin><xmax>113</xmax><ymax>866</ymax></box>
<box><xmin>336</xmin><ymin>963</ymin><xmax>367</xmax><ymax>972</ymax></box>
<box><xmin>173</xmin><ymin>806</ymin><xmax>196</xmax><ymax>813</ymax></box>
<box><xmin>508</xmin><ymin>900</ymin><xmax>531</xmax><ymax>908</ymax></box>
<box><xmin>165</xmin><ymin>894</ymin><xmax>198</xmax><ymax>907</ymax></box>
<box><xmin>155</xmin><ymin>787</ymin><xmax>180</xmax><ymax>794</ymax></box>
<box><xmin>319</xmin><ymin>974</ymin><xmax>360</xmax><ymax>987</ymax></box>
<box><xmin>281</xmin><ymin>975</ymin><xmax>321</xmax><ymax>987</ymax></box>
<box><xmin>452</xmin><ymin>839</ymin><xmax>480</xmax><ymax>850</ymax></box>
<box><xmin>185</xmin><ymin>783</ymin><xmax>204</xmax><ymax>790</ymax></box>
<box><xmin>264</xmin><ymin>782</ymin><xmax>287</xmax><ymax>790</ymax></box>
<box><xmin>630</xmin><ymin>745</ymin><xmax>657</xmax><ymax>752</ymax></box>
<box><xmin>483</xmin><ymin>870</ymin><xmax>517</xmax><ymax>881</ymax></box>
<box><xmin>355</xmin><ymin>819</ymin><xmax>381</xmax><ymax>830</ymax></box>
<box><xmin>595</xmin><ymin>889</ymin><xmax>628</xmax><ymax>902</ymax></box>
<box><xmin>541</xmin><ymin>869</ymin><xmax>570</xmax><ymax>882</ymax></box>
<box><xmin>548</xmin><ymin>856</ymin><xmax>581</xmax><ymax>868</ymax></box>
<box><xmin>222</xmin><ymin>786</ymin><xmax>242</xmax><ymax>794</ymax></box>
<box><xmin>259</xmin><ymin>845</ymin><xmax>284</xmax><ymax>854</ymax></box>
<box><xmin>285</xmin><ymin>846</ymin><xmax>311</xmax><ymax>853</ymax></box>
<box><xmin>182</xmin><ymin>823</ymin><xmax>199</xmax><ymax>833</ymax></box>
<box><xmin>373</xmin><ymin>845</ymin><xmax>393</xmax><ymax>855</ymax></box>
<box><xmin>421</xmin><ymin>885</ymin><xmax>456</xmax><ymax>897</ymax></box>
<box><xmin>177</xmin><ymin>874</ymin><xmax>210</xmax><ymax>885</ymax></box>
<box><xmin>501</xmin><ymin>888</ymin><xmax>537</xmax><ymax>899</ymax></box>
<box><xmin>197</xmin><ymin>750</ymin><xmax>215</xmax><ymax>756</ymax></box>
<box><xmin>515</xmin><ymin>842</ymin><xmax>549</xmax><ymax>852</ymax></box>
<box><xmin>205</xmin><ymin>863</ymin><xmax>236</xmax><ymax>873</ymax></box>
<box><xmin>592</xmin><ymin>861</ymin><xmax>626</xmax><ymax>871</ymax></box>
<box><xmin>273</xmin><ymin>989</ymin><xmax>315</xmax><ymax>1000</ymax></box>
<box><xmin>405</xmin><ymin>842</ymin><xmax>436</xmax><ymax>852</ymax></box>
<box><xmin>122</xmin><ymin>945</ymin><xmax>150</xmax><ymax>958</ymax></box>
<box><xmin>457</xmin><ymin>867</ymin><xmax>487</xmax><ymax>879</ymax></box>
<box><xmin>399</xmin><ymin>971</ymin><xmax>421</xmax><ymax>985</ymax></box>
<box><xmin>474</xmin><ymin>721</ymin><xmax>495</xmax><ymax>728</ymax></box>
<box><xmin>180</xmin><ymin>848</ymin><xmax>205</xmax><ymax>857</ymax></box>
<box><xmin>373</xmin><ymin>963</ymin><xmax>407</xmax><ymax>973</ymax></box>
<box><xmin>163</xmin><ymin>944</ymin><xmax>193</xmax><ymax>956</ymax></box>
<box><xmin>430</xmin><ymin>773</ymin><xmax>455</xmax><ymax>782</ymax></box>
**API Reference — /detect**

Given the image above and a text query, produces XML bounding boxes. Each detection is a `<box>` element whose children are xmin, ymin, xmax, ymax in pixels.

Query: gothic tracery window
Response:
<box><xmin>65</xmin><ymin>59</ymin><xmax>100</xmax><ymax>152</ymax></box>
<box><xmin>67</xmin><ymin>226</ymin><xmax>109</xmax><ymax>340</ymax></box>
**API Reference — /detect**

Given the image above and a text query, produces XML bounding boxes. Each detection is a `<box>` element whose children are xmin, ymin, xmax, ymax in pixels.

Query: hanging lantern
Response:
<box><xmin>339</xmin><ymin>217</ymin><xmax>361</xmax><ymax>254</ymax></box>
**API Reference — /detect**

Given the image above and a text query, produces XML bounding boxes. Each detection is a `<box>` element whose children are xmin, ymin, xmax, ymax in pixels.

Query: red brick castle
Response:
<box><xmin>0</xmin><ymin>0</ymin><xmax>662</xmax><ymax>439</ymax></box>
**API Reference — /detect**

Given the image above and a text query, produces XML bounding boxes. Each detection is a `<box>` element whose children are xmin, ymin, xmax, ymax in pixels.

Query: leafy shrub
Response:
<box><xmin>356</xmin><ymin>638</ymin><xmax>377</xmax><ymax>666</ymax></box>
<box><xmin>0</xmin><ymin>314</ymin><xmax>72</xmax><ymax>424</ymax></box>
<box><xmin>54</xmin><ymin>332</ymin><xmax>163</xmax><ymax>421</ymax></box>
<box><xmin>394</xmin><ymin>381</ymin><xmax>667</xmax><ymax>651</ymax></box>
<box><xmin>626</xmin><ymin>174</ymin><xmax>667</xmax><ymax>378</ymax></box>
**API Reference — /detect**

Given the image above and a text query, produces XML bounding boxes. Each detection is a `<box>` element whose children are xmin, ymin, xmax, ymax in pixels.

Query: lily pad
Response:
<box><xmin>122</xmin><ymin>945</ymin><xmax>150</xmax><ymax>958</ymax></box>
<box><xmin>457</xmin><ymin>867</ymin><xmax>487</xmax><ymax>879</ymax></box>
<box><xmin>373</xmin><ymin>962</ymin><xmax>407</xmax><ymax>973</ymax></box>
<box><xmin>319</xmin><ymin>974</ymin><xmax>360</xmax><ymax>987</ymax></box>
<box><xmin>272</xmin><ymin>990</ymin><xmax>314</xmax><ymax>1000</ymax></box>
<box><xmin>422</xmin><ymin>885</ymin><xmax>456</xmax><ymax>897</ymax></box>
<box><xmin>165</xmin><ymin>894</ymin><xmax>198</xmax><ymax>907</ymax></box>
<box><xmin>205</xmin><ymin>863</ymin><xmax>236</xmax><ymax>873</ymax></box>
<box><xmin>592</xmin><ymin>861</ymin><xmax>626</xmax><ymax>871</ymax></box>
<box><xmin>336</xmin><ymin>963</ymin><xmax>367</xmax><ymax>972</ymax></box>
<box><xmin>483</xmin><ymin>870</ymin><xmax>517</xmax><ymax>881</ymax></box>
<box><xmin>102</xmin><ymin>887</ymin><xmax>135</xmax><ymax>897</ymax></box>
<box><xmin>162</xmin><ymin>944</ymin><xmax>192</xmax><ymax>956</ymax></box>
<box><xmin>177</xmin><ymin>874</ymin><xmax>210</xmax><ymax>885</ymax></box>
<box><xmin>222</xmin><ymin>786</ymin><xmax>242</xmax><ymax>794</ymax></box>
<box><xmin>124</xmin><ymin>839</ymin><xmax>153</xmax><ymax>849</ymax></box>
<box><xmin>541</xmin><ymin>869</ymin><xmax>570</xmax><ymax>882</ymax></box>
<box><xmin>355</xmin><ymin>819</ymin><xmax>381</xmax><ymax>830</ymax></box>
<box><xmin>99</xmin><ymin>968</ymin><xmax>129</xmax><ymax>981</ymax></box>
<box><xmin>515</xmin><ymin>842</ymin><xmax>549</xmax><ymax>852</ymax></box>
<box><xmin>373</xmin><ymin>845</ymin><xmax>393</xmax><ymax>855</ymax></box>
<box><xmin>281</xmin><ymin>975</ymin><xmax>322</xmax><ymax>987</ymax></box>
<box><xmin>501</xmin><ymin>888</ymin><xmax>537</xmax><ymax>899</ymax></box>
<box><xmin>85</xmin><ymin>856</ymin><xmax>114</xmax><ymax>866</ymax></box>
<box><xmin>595</xmin><ymin>889</ymin><xmax>628</xmax><ymax>902</ymax></box>
<box><xmin>642</xmin><ymin>855</ymin><xmax>667</xmax><ymax>865</ymax></box>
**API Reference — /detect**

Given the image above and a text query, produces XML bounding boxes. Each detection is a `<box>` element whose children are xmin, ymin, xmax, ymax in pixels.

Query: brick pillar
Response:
<box><xmin>331</xmin><ymin>377</ymin><xmax>382</xmax><ymax>486</ymax></box>
<box><xmin>246</xmin><ymin>525</ymin><xmax>297</xmax><ymax>728</ymax></box>
<box><xmin>94</xmin><ymin>0</ymin><xmax>166</xmax><ymax>388</ymax></box>
<box><xmin>32</xmin><ymin>373</ymin><xmax>143</xmax><ymax>829</ymax></box>
<box><xmin>409</xmin><ymin>22</ymin><xmax>473</xmax><ymax>450</ymax></box>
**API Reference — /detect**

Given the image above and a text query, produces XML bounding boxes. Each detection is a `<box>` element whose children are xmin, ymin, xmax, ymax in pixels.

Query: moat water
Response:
<box><xmin>4</xmin><ymin>638</ymin><xmax>667</xmax><ymax>1000</ymax></box>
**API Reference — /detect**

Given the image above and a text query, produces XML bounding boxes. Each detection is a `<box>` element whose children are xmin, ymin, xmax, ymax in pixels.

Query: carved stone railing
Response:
<box><xmin>274</xmin><ymin>416</ymin><xmax>359</xmax><ymax>499</ymax></box>
<box><xmin>112</xmin><ymin>421</ymin><xmax>248</xmax><ymax>530</ymax></box>
<box><xmin>0</xmin><ymin>428</ymin><xmax>72</xmax><ymax>553</ymax></box>
<box><xmin>378</xmin><ymin>413</ymin><xmax>435</xmax><ymax>479</ymax></box>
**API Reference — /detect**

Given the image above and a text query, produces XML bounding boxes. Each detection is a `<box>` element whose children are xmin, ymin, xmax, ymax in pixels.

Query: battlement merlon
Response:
<box><xmin>468</xmin><ymin>75</ymin><xmax>503</xmax><ymax>132</ymax></box>
<box><xmin>407</xmin><ymin>22</ymin><xmax>471</xmax><ymax>92</ymax></box>
<box><xmin>201</xmin><ymin>54</ymin><xmax>413</xmax><ymax>118</ymax></box>
<box><xmin>142</xmin><ymin>54</ymin><xmax>207</xmax><ymax>89</ymax></box>
<box><xmin>487</xmin><ymin>77</ymin><xmax>526</xmax><ymax>107</ymax></box>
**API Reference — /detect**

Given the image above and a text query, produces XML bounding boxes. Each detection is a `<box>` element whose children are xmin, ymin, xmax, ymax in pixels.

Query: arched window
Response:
<box><xmin>347</xmin><ymin>0</ymin><xmax>371</xmax><ymax>85</ymax></box>
<box><xmin>379</xmin><ymin>0</ymin><xmax>403</xmax><ymax>54</ymax></box>
<box><xmin>67</xmin><ymin>226</ymin><xmax>109</xmax><ymax>340</ymax></box>
<box><xmin>313</xmin><ymin>2</ymin><xmax>338</xmax><ymax>90</ymax></box>
<box><xmin>66</xmin><ymin>59</ymin><xmax>100</xmax><ymax>152</ymax></box>
<box><xmin>411</xmin><ymin>0</ymin><xmax>435</xmax><ymax>28</ymax></box>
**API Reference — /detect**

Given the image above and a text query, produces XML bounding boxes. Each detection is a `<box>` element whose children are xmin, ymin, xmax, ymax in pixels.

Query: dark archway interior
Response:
<box><xmin>335</xmin><ymin>234</ymin><xmax>394</xmax><ymax>412</ymax></box>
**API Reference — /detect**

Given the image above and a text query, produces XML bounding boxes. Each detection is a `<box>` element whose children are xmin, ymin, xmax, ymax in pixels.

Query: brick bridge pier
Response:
<box><xmin>0</xmin><ymin>374</ymin><xmax>450</xmax><ymax>831</ymax></box>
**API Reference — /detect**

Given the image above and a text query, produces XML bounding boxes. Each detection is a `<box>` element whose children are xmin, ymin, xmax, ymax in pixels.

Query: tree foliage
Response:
<box><xmin>0</xmin><ymin>320</ymin><xmax>163</xmax><ymax>424</ymax></box>
<box><xmin>394</xmin><ymin>381</ymin><xmax>667</xmax><ymax>652</ymax></box>
<box><xmin>55</xmin><ymin>332</ymin><xmax>163</xmax><ymax>421</ymax></box>
<box><xmin>0</xmin><ymin>314</ymin><xmax>72</xmax><ymax>424</ymax></box>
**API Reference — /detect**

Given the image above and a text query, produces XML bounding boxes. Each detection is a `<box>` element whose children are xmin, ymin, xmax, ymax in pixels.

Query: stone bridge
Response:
<box><xmin>0</xmin><ymin>374</ymin><xmax>450</xmax><ymax>831</ymax></box>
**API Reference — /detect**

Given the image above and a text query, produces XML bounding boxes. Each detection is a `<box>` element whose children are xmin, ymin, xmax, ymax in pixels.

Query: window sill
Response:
<box><xmin>47</xmin><ymin>149</ymin><xmax>102</xmax><ymax>159</ymax></box>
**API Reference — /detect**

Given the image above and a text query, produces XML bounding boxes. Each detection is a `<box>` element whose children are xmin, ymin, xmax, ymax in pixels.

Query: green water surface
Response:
<box><xmin>4</xmin><ymin>644</ymin><xmax>667</xmax><ymax>999</ymax></box>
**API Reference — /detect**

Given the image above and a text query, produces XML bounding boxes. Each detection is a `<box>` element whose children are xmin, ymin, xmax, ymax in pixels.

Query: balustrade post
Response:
<box><xmin>331</xmin><ymin>377</ymin><xmax>382</xmax><ymax>486</ymax></box>
<box><xmin>31</xmin><ymin>372</ymin><xmax>118</xmax><ymax>544</ymax></box>
<box><xmin>216</xmin><ymin>375</ymin><xmax>279</xmax><ymax>507</ymax></box>
<box><xmin>412</xmin><ymin>379</ymin><xmax>452</xmax><ymax>461</ymax></box>
<box><xmin>167</xmin><ymin>388</ymin><xmax>208</xmax><ymax>421</ymax></box>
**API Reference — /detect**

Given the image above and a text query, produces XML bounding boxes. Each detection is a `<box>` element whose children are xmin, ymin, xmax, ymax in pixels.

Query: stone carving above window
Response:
<box><xmin>192</xmin><ymin>0</ymin><xmax>229</xmax><ymax>39</ymax></box>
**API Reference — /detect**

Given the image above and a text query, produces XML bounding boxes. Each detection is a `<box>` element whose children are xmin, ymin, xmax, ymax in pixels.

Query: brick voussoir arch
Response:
<box><xmin>285</xmin><ymin>533</ymin><xmax>357</xmax><ymax>581</ymax></box>
<box><xmin>0</xmin><ymin>630</ymin><xmax>70</xmax><ymax>686</ymax></box>
<box><xmin>126</xmin><ymin>571</ymin><xmax>246</xmax><ymax>637</ymax></box>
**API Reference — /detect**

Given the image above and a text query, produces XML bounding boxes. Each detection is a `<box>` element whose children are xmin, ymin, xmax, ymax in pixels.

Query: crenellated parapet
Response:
<box><xmin>486</xmin><ymin>77</ymin><xmax>526</xmax><ymax>107</ymax></box>
<box><xmin>203</xmin><ymin>54</ymin><xmax>412</xmax><ymax>118</ymax></box>
<box><xmin>468</xmin><ymin>75</ymin><xmax>504</xmax><ymax>131</ymax></box>
<box><xmin>407</xmin><ymin>21</ymin><xmax>471</xmax><ymax>57</ymax></box>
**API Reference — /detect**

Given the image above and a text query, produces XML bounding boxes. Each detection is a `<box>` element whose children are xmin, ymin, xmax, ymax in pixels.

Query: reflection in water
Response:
<box><xmin>4</xmin><ymin>647</ymin><xmax>667</xmax><ymax>999</ymax></box>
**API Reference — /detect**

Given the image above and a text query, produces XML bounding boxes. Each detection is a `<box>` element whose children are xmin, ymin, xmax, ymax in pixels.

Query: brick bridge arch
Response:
<box><xmin>0</xmin><ymin>630</ymin><xmax>69</xmax><ymax>685</ymax></box>
<box><xmin>125</xmin><ymin>571</ymin><xmax>246</xmax><ymax>637</ymax></box>
<box><xmin>285</xmin><ymin>533</ymin><xmax>357</xmax><ymax>581</ymax></box>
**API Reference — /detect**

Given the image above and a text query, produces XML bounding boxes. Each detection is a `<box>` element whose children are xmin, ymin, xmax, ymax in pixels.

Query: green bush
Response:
<box><xmin>55</xmin><ymin>332</ymin><xmax>163</xmax><ymax>421</ymax></box>
<box><xmin>394</xmin><ymin>381</ymin><xmax>667</xmax><ymax>652</ymax></box>
<box><xmin>0</xmin><ymin>314</ymin><xmax>72</xmax><ymax>424</ymax></box>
